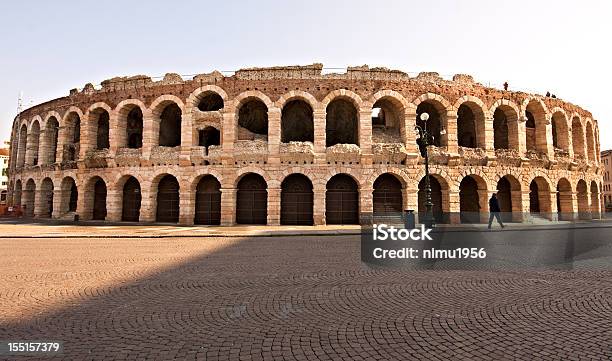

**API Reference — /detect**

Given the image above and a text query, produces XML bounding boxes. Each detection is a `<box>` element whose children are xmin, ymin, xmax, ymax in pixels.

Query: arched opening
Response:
<box><xmin>586</xmin><ymin>122</ymin><xmax>595</xmax><ymax>162</ymax></box>
<box><xmin>44</xmin><ymin>117</ymin><xmax>59</xmax><ymax>164</ymax></box>
<box><xmin>197</xmin><ymin>93</ymin><xmax>224</xmax><ymax>111</ymax></box>
<box><xmin>373</xmin><ymin>173</ymin><xmax>403</xmax><ymax>221</ymax></box>
<box><xmin>326</xmin><ymin>174</ymin><xmax>359</xmax><ymax>224</ymax></box>
<box><xmin>371</xmin><ymin>98</ymin><xmax>403</xmax><ymax>144</ymax></box>
<box><xmin>496</xmin><ymin>177</ymin><xmax>511</xmax><ymax>223</ymax></box>
<box><xmin>94</xmin><ymin>110</ymin><xmax>110</xmax><ymax>150</ymax></box>
<box><xmin>92</xmin><ymin>178</ymin><xmax>107</xmax><ymax>220</ymax></box>
<box><xmin>572</xmin><ymin>117</ymin><xmax>585</xmax><ymax>158</ymax></box>
<box><xmin>281</xmin><ymin>100</ymin><xmax>314</xmax><ymax>143</ymax></box>
<box><xmin>195</xmin><ymin>175</ymin><xmax>221</xmax><ymax>225</ymax></box>
<box><xmin>416</xmin><ymin>101</ymin><xmax>443</xmax><ymax>152</ymax></box>
<box><xmin>459</xmin><ymin>176</ymin><xmax>483</xmax><ymax>224</ymax></box>
<box><xmin>551</xmin><ymin>113</ymin><xmax>569</xmax><ymax>151</ymax></box>
<box><xmin>198</xmin><ymin>126</ymin><xmax>221</xmax><ymax>154</ymax></box>
<box><xmin>576</xmin><ymin>180</ymin><xmax>589</xmax><ymax>220</ymax></box>
<box><xmin>590</xmin><ymin>181</ymin><xmax>600</xmax><ymax>219</ymax></box>
<box><xmin>529</xmin><ymin>177</ymin><xmax>552</xmax><ymax>218</ymax></box>
<box><xmin>418</xmin><ymin>176</ymin><xmax>446</xmax><ymax>224</ymax></box>
<box><xmin>525</xmin><ymin>111</ymin><xmax>536</xmax><ymax>151</ymax></box>
<box><xmin>59</xmin><ymin>178</ymin><xmax>78</xmax><ymax>214</ymax></box>
<box><xmin>280</xmin><ymin>174</ymin><xmax>314</xmax><ymax>225</ymax></box>
<box><xmin>13</xmin><ymin>180</ymin><xmax>22</xmax><ymax>206</ymax></box>
<box><xmin>159</xmin><ymin>104</ymin><xmax>182</xmax><ymax>147</ymax></box>
<box><xmin>17</xmin><ymin>125</ymin><xmax>27</xmax><ymax>167</ymax></box>
<box><xmin>39</xmin><ymin>178</ymin><xmax>54</xmax><ymax>218</ymax></box>
<box><xmin>525</xmin><ymin>101</ymin><xmax>548</xmax><ymax>153</ymax></box>
<box><xmin>1</xmin><ymin>190</ymin><xmax>7</xmax><ymax>204</ymax></box>
<box><xmin>493</xmin><ymin>108</ymin><xmax>509</xmax><ymax>150</ymax></box>
<box><xmin>28</xmin><ymin>121</ymin><xmax>40</xmax><ymax>165</ymax></box>
<box><xmin>63</xmin><ymin>112</ymin><xmax>81</xmax><ymax>162</ymax></box>
<box><xmin>126</xmin><ymin>107</ymin><xmax>143</xmax><ymax>149</ymax></box>
<box><xmin>122</xmin><ymin>177</ymin><xmax>141</xmax><ymax>222</ymax></box>
<box><xmin>457</xmin><ymin>103</ymin><xmax>484</xmax><ymax>148</ymax></box>
<box><xmin>237</xmin><ymin>99</ymin><xmax>268</xmax><ymax>141</ymax></box>
<box><xmin>556</xmin><ymin>178</ymin><xmax>573</xmax><ymax>221</ymax></box>
<box><xmin>156</xmin><ymin>175</ymin><xmax>180</xmax><ymax>223</ymax></box>
<box><xmin>23</xmin><ymin>179</ymin><xmax>36</xmax><ymax>217</ymax></box>
<box><xmin>326</xmin><ymin>98</ymin><xmax>358</xmax><ymax>147</ymax></box>
<box><xmin>236</xmin><ymin>173</ymin><xmax>268</xmax><ymax>225</ymax></box>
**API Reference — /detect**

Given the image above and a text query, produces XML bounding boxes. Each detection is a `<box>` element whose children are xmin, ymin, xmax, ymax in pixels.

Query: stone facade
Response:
<box><xmin>6</xmin><ymin>64</ymin><xmax>604</xmax><ymax>225</ymax></box>
<box><xmin>601</xmin><ymin>150</ymin><xmax>612</xmax><ymax>211</ymax></box>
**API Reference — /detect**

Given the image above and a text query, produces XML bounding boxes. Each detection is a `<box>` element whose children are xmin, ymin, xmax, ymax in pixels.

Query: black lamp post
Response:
<box><xmin>416</xmin><ymin>112</ymin><xmax>435</xmax><ymax>228</ymax></box>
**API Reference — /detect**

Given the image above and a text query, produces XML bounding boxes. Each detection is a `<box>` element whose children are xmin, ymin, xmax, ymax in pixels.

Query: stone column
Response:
<box><xmin>267</xmin><ymin>187</ymin><xmax>281</xmax><ymax>225</ymax></box>
<box><xmin>404</xmin><ymin>108</ymin><xmax>418</xmax><ymax>154</ymax></box>
<box><xmin>179</xmin><ymin>186</ymin><xmax>194</xmax><ymax>225</ymax></box>
<box><xmin>33</xmin><ymin>189</ymin><xmax>44</xmax><ymax>218</ymax></box>
<box><xmin>313</xmin><ymin>109</ymin><xmax>326</xmax><ymax>163</ymax></box>
<box><xmin>549</xmin><ymin>191</ymin><xmax>558</xmax><ymax>221</ymax></box>
<box><xmin>267</xmin><ymin>107</ymin><xmax>281</xmax><ymax>165</ymax></box>
<box><xmin>142</xmin><ymin>113</ymin><xmax>156</xmax><ymax>161</ymax></box>
<box><xmin>484</xmin><ymin>114</ymin><xmax>495</xmax><ymax>157</ymax></box>
<box><xmin>448</xmin><ymin>190</ymin><xmax>460</xmax><ymax>224</ymax></box>
<box><xmin>510</xmin><ymin>188</ymin><xmax>524</xmax><ymax>222</ymax></box>
<box><xmin>518</xmin><ymin>116</ymin><xmax>527</xmax><ymax>157</ymax></box>
<box><xmin>478</xmin><ymin>189</ymin><xmax>489</xmax><ymax>224</ymax></box>
<box><xmin>139</xmin><ymin>185</ymin><xmax>155</xmax><ymax>222</ymax></box>
<box><xmin>52</xmin><ymin>189</ymin><xmax>64</xmax><ymax>219</ymax></box>
<box><xmin>445</xmin><ymin>111</ymin><xmax>458</xmax><ymax>154</ymax></box>
<box><xmin>221</xmin><ymin>110</ymin><xmax>236</xmax><ymax>166</ymax></box>
<box><xmin>542</xmin><ymin>115</ymin><xmax>554</xmax><ymax>159</ymax></box>
<box><xmin>359</xmin><ymin>110</ymin><xmax>373</xmax><ymax>165</ymax></box>
<box><xmin>108</xmin><ymin>110</ymin><xmax>120</xmax><ymax>161</ymax></box>
<box><xmin>359</xmin><ymin>186</ymin><xmax>373</xmax><ymax>225</ymax></box>
<box><xmin>220</xmin><ymin>188</ymin><xmax>236</xmax><ymax>226</ymax></box>
<box><xmin>313</xmin><ymin>184</ymin><xmax>326</xmax><ymax>225</ymax></box>
<box><xmin>106</xmin><ymin>187</ymin><xmax>122</xmax><ymax>222</ymax></box>
<box><xmin>179</xmin><ymin>111</ymin><xmax>193</xmax><ymax>166</ymax></box>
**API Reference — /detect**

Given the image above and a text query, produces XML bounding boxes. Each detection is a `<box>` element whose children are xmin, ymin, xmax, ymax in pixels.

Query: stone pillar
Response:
<box><xmin>478</xmin><ymin>189</ymin><xmax>489</xmax><ymax>224</ymax></box>
<box><xmin>108</xmin><ymin>110</ymin><xmax>120</xmax><ymax>160</ymax></box>
<box><xmin>448</xmin><ymin>190</ymin><xmax>460</xmax><ymax>224</ymax></box>
<box><xmin>484</xmin><ymin>114</ymin><xmax>495</xmax><ymax>157</ymax></box>
<box><xmin>52</xmin><ymin>189</ymin><xmax>64</xmax><ymax>219</ymax></box>
<box><xmin>139</xmin><ymin>186</ymin><xmax>155</xmax><ymax>222</ymax></box>
<box><xmin>313</xmin><ymin>184</ymin><xmax>325</xmax><ymax>225</ymax></box>
<box><xmin>542</xmin><ymin>115</ymin><xmax>554</xmax><ymax>159</ymax></box>
<box><xmin>445</xmin><ymin>111</ymin><xmax>458</xmax><ymax>154</ymax></box>
<box><xmin>510</xmin><ymin>189</ymin><xmax>524</xmax><ymax>222</ymax></box>
<box><xmin>404</xmin><ymin>108</ymin><xmax>418</xmax><ymax>154</ymax></box>
<box><xmin>313</xmin><ymin>109</ymin><xmax>326</xmax><ymax>163</ymax></box>
<box><xmin>518</xmin><ymin>116</ymin><xmax>527</xmax><ymax>156</ymax></box>
<box><xmin>359</xmin><ymin>186</ymin><xmax>373</xmax><ymax>225</ymax></box>
<box><xmin>267</xmin><ymin>107</ymin><xmax>281</xmax><ymax>165</ymax></box>
<box><xmin>359</xmin><ymin>110</ymin><xmax>372</xmax><ymax>165</ymax></box>
<box><xmin>404</xmin><ymin>187</ymin><xmax>418</xmax><ymax>213</ymax></box>
<box><xmin>142</xmin><ymin>113</ymin><xmax>156</xmax><ymax>161</ymax></box>
<box><xmin>267</xmin><ymin>187</ymin><xmax>281</xmax><ymax>225</ymax></box>
<box><xmin>106</xmin><ymin>187</ymin><xmax>122</xmax><ymax>222</ymax></box>
<box><xmin>179</xmin><ymin>186</ymin><xmax>194</xmax><ymax>225</ymax></box>
<box><xmin>549</xmin><ymin>191</ymin><xmax>558</xmax><ymax>221</ymax></box>
<box><xmin>78</xmin><ymin>183</ymin><xmax>93</xmax><ymax>221</ymax></box>
<box><xmin>221</xmin><ymin>111</ymin><xmax>236</xmax><ymax>166</ymax></box>
<box><xmin>180</xmin><ymin>111</ymin><xmax>193</xmax><ymax>166</ymax></box>
<box><xmin>520</xmin><ymin>190</ymin><xmax>531</xmax><ymax>221</ymax></box>
<box><xmin>33</xmin><ymin>189</ymin><xmax>44</xmax><ymax>218</ymax></box>
<box><xmin>220</xmin><ymin>188</ymin><xmax>236</xmax><ymax>226</ymax></box>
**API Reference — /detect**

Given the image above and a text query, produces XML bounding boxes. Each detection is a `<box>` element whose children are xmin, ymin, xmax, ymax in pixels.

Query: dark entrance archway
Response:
<box><xmin>280</xmin><ymin>174</ymin><xmax>314</xmax><ymax>225</ymax></box>
<box><xmin>122</xmin><ymin>177</ymin><xmax>141</xmax><ymax>222</ymax></box>
<box><xmin>373</xmin><ymin>173</ymin><xmax>403</xmax><ymax>221</ymax></box>
<box><xmin>556</xmin><ymin>178</ymin><xmax>573</xmax><ymax>221</ymax></box>
<box><xmin>576</xmin><ymin>180</ymin><xmax>589</xmax><ymax>220</ymax></box>
<box><xmin>92</xmin><ymin>179</ymin><xmax>107</xmax><ymax>220</ymax></box>
<box><xmin>236</xmin><ymin>173</ymin><xmax>267</xmax><ymax>225</ymax></box>
<box><xmin>529</xmin><ymin>181</ymin><xmax>540</xmax><ymax>213</ymax></box>
<box><xmin>459</xmin><ymin>176</ymin><xmax>481</xmax><ymax>223</ymax></box>
<box><xmin>496</xmin><ymin>177</ymin><xmax>512</xmax><ymax>223</ymax></box>
<box><xmin>325</xmin><ymin>174</ymin><xmax>359</xmax><ymax>225</ymax></box>
<box><xmin>69</xmin><ymin>183</ymin><xmax>78</xmax><ymax>212</ymax></box>
<box><xmin>156</xmin><ymin>175</ymin><xmax>180</xmax><ymax>223</ymax></box>
<box><xmin>195</xmin><ymin>175</ymin><xmax>221</xmax><ymax>225</ymax></box>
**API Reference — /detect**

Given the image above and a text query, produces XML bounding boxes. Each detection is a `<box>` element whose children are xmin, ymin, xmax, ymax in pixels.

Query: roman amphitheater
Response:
<box><xmin>7</xmin><ymin>64</ymin><xmax>603</xmax><ymax>226</ymax></box>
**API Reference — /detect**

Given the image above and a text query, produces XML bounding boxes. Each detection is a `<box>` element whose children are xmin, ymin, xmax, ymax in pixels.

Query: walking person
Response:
<box><xmin>488</xmin><ymin>193</ymin><xmax>505</xmax><ymax>229</ymax></box>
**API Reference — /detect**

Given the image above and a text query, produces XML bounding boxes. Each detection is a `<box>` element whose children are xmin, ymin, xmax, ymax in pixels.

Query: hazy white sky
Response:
<box><xmin>0</xmin><ymin>0</ymin><xmax>610</xmax><ymax>148</ymax></box>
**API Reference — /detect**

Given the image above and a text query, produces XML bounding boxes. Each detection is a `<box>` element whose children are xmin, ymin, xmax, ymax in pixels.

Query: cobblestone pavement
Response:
<box><xmin>0</xmin><ymin>231</ymin><xmax>611</xmax><ymax>360</ymax></box>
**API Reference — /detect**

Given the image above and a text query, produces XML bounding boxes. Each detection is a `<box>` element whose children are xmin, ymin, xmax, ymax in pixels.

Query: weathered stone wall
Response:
<box><xmin>7</xmin><ymin>64</ymin><xmax>603</xmax><ymax>225</ymax></box>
